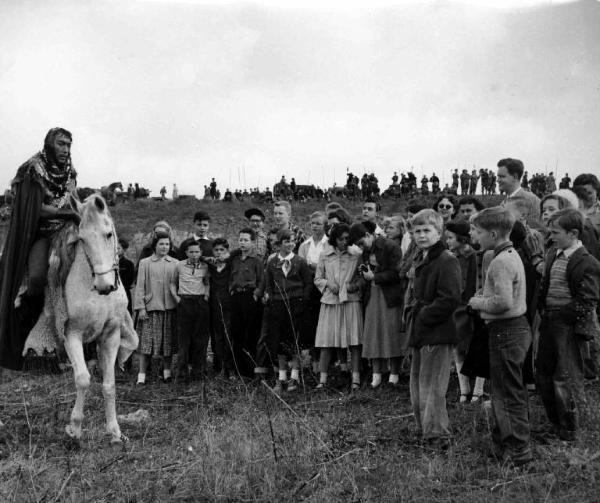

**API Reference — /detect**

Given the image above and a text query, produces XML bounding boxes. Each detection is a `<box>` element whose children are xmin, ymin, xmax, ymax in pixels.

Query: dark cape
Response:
<box><xmin>0</xmin><ymin>159</ymin><xmax>44</xmax><ymax>370</ymax></box>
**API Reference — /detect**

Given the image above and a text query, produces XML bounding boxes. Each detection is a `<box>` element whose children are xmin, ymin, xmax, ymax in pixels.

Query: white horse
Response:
<box><xmin>64</xmin><ymin>195</ymin><xmax>138</xmax><ymax>443</ymax></box>
<box><xmin>24</xmin><ymin>194</ymin><xmax>138</xmax><ymax>444</ymax></box>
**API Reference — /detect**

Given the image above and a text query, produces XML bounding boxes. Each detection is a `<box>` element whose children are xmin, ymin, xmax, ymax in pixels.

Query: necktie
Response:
<box><xmin>282</xmin><ymin>259</ymin><xmax>291</xmax><ymax>277</ymax></box>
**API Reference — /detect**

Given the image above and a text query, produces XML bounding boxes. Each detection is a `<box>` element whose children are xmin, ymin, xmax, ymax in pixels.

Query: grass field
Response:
<box><xmin>1</xmin><ymin>196</ymin><xmax>599</xmax><ymax>502</ymax></box>
<box><xmin>1</xmin><ymin>368</ymin><xmax>599</xmax><ymax>502</ymax></box>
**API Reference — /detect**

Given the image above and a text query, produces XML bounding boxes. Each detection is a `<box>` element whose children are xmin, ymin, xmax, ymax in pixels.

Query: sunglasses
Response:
<box><xmin>438</xmin><ymin>204</ymin><xmax>453</xmax><ymax>210</ymax></box>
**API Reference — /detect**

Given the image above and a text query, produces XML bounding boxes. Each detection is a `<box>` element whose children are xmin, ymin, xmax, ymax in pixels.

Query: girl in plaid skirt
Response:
<box><xmin>134</xmin><ymin>231</ymin><xmax>178</xmax><ymax>384</ymax></box>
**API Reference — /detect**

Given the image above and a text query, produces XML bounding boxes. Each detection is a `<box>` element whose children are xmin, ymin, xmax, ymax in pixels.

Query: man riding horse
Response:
<box><xmin>0</xmin><ymin>127</ymin><xmax>80</xmax><ymax>370</ymax></box>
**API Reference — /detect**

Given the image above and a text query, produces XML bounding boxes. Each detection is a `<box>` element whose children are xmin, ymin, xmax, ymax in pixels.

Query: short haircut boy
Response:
<box><xmin>212</xmin><ymin>237</ymin><xmax>229</xmax><ymax>249</ymax></box>
<box><xmin>239</xmin><ymin>227</ymin><xmax>256</xmax><ymax>241</ymax></box>
<box><xmin>179</xmin><ymin>237</ymin><xmax>201</xmax><ymax>255</ymax></box>
<box><xmin>194</xmin><ymin>211</ymin><xmax>211</xmax><ymax>222</ymax></box>
<box><xmin>276</xmin><ymin>229</ymin><xmax>293</xmax><ymax>244</ymax></box>
<box><xmin>274</xmin><ymin>200</ymin><xmax>292</xmax><ymax>215</ymax></box>
<box><xmin>547</xmin><ymin>208</ymin><xmax>584</xmax><ymax>236</ymax></box>
<box><xmin>410</xmin><ymin>209</ymin><xmax>444</xmax><ymax>235</ymax></box>
<box><xmin>471</xmin><ymin>206</ymin><xmax>515</xmax><ymax>237</ymax></box>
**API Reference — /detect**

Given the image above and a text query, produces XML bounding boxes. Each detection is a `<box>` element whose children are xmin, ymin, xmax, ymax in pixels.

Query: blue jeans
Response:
<box><xmin>536</xmin><ymin>311</ymin><xmax>585</xmax><ymax>435</ymax></box>
<box><xmin>487</xmin><ymin>316</ymin><xmax>532</xmax><ymax>460</ymax></box>
<box><xmin>410</xmin><ymin>344</ymin><xmax>452</xmax><ymax>439</ymax></box>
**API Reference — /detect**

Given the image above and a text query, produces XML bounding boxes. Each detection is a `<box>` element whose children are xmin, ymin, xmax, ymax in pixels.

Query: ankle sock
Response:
<box><xmin>279</xmin><ymin>370</ymin><xmax>287</xmax><ymax>381</ymax></box>
<box><xmin>163</xmin><ymin>369</ymin><xmax>171</xmax><ymax>379</ymax></box>
<box><xmin>290</xmin><ymin>369</ymin><xmax>299</xmax><ymax>381</ymax></box>
<box><xmin>319</xmin><ymin>372</ymin><xmax>328</xmax><ymax>384</ymax></box>
<box><xmin>137</xmin><ymin>373</ymin><xmax>146</xmax><ymax>384</ymax></box>
<box><xmin>473</xmin><ymin>377</ymin><xmax>485</xmax><ymax>396</ymax></box>
<box><xmin>371</xmin><ymin>373</ymin><xmax>382</xmax><ymax>387</ymax></box>
<box><xmin>352</xmin><ymin>371</ymin><xmax>361</xmax><ymax>384</ymax></box>
<box><xmin>388</xmin><ymin>373</ymin><xmax>399</xmax><ymax>385</ymax></box>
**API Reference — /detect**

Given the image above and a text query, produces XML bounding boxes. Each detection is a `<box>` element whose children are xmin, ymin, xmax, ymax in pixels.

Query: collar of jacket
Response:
<box><xmin>415</xmin><ymin>240</ymin><xmax>446</xmax><ymax>265</ymax></box>
<box><xmin>547</xmin><ymin>244</ymin><xmax>588</xmax><ymax>269</ymax></box>
<box><xmin>493</xmin><ymin>240</ymin><xmax>513</xmax><ymax>258</ymax></box>
<box><xmin>324</xmin><ymin>246</ymin><xmax>349</xmax><ymax>257</ymax></box>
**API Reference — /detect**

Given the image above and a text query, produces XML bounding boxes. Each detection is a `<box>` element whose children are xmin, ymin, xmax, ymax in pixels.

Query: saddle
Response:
<box><xmin>22</xmin><ymin>223</ymin><xmax>79</xmax><ymax>357</ymax></box>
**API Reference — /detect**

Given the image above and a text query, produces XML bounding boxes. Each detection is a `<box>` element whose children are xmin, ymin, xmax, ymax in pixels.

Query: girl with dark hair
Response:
<box><xmin>314</xmin><ymin>223</ymin><xmax>364</xmax><ymax>390</ymax></box>
<box><xmin>350</xmin><ymin>221</ymin><xmax>406</xmax><ymax>388</ymax></box>
<box><xmin>134</xmin><ymin>231</ymin><xmax>178</xmax><ymax>384</ymax></box>
<box><xmin>433</xmin><ymin>195</ymin><xmax>458</xmax><ymax>224</ymax></box>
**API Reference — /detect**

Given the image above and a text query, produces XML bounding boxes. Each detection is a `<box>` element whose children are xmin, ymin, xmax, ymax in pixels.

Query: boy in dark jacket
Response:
<box><xmin>537</xmin><ymin>209</ymin><xmax>600</xmax><ymax>441</ymax></box>
<box><xmin>262</xmin><ymin>229</ymin><xmax>313</xmax><ymax>392</ymax></box>
<box><xmin>406</xmin><ymin>209</ymin><xmax>461</xmax><ymax>449</ymax></box>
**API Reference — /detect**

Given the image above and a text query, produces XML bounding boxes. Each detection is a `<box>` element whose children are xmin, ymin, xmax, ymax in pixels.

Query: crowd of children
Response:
<box><xmin>126</xmin><ymin>160</ymin><xmax>600</xmax><ymax>465</ymax></box>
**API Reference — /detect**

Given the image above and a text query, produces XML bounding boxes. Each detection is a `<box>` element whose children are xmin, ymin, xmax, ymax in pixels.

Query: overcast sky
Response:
<box><xmin>1</xmin><ymin>0</ymin><xmax>598</xmax><ymax>196</ymax></box>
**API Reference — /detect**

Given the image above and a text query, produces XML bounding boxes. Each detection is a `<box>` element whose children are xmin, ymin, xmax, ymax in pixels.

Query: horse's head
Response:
<box><xmin>74</xmin><ymin>195</ymin><xmax>119</xmax><ymax>295</ymax></box>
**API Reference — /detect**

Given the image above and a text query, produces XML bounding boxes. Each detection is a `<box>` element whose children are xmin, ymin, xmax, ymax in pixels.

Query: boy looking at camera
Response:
<box><xmin>406</xmin><ymin>209</ymin><xmax>461</xmax><ymax>450</ymax></box>
<box><xmin>170</xmin><ymin>238</ymin><xmax>210</xmax><ymax>382</ymax></box>
<box><xmin>228</xmin><ymin>228</ymin><xmax>264</xmax><ymax>377</ymax></box>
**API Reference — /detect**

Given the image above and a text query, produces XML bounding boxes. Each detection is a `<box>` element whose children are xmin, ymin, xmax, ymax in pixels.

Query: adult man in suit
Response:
<box><xmin>498</xmin><ymin>158</ymin><xmax>541</xmax><ymax>225</ymax></box>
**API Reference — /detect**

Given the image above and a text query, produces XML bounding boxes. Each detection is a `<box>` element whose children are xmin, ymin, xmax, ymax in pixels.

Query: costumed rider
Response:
<box><xmin>0</xmin><ymin>127</ymin><xmax>80</xmax><ymax>371</ymax></box>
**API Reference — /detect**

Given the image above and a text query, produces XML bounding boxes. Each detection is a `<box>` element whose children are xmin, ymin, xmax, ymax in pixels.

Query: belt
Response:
<box><xmin>179</xmin><ymin>294</ymin><xmax>204</xmax><ymax>300</ymax></box>
<box><xmin>231</xmin><ymin>286</ymin><xmax>254</xmax><ymax>294</ymax></box>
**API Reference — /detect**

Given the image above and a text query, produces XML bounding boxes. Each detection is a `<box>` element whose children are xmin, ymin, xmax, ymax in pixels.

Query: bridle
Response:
<box><xmin>79</xmin><ymin>221</ymin><xmax>121</xmax><ymax>294</ymax></box>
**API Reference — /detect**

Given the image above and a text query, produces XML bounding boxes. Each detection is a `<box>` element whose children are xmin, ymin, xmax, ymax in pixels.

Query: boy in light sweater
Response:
<box><xmin>468</xmin><ymin>206</ymin><xmax>532</xmax><ymax>466</ymax></box>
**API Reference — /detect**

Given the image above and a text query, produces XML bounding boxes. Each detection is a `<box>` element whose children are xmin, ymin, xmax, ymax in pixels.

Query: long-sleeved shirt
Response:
<box><xmin>470</xmin><ymin>241</ymin><xmax>527</xmax><ymax>320</ymax></box>
<box><xmin>228</xmin><ymin>250</ymin><xmax>264</xmax><ymax>297</ymax></box>
<box><xmin>134</xmin><ymin>254</ymin><xmax>178</xmax><ymax>311</ymax></box>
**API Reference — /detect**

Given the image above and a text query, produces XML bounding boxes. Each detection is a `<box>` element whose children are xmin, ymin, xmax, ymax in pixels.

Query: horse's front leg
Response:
<box><xmin>63</xmin><ymin>331</ymin><xmax>90</xmax><ymax>440</ymax></box>
<box><xmin>99</xmin><ymin>324</ymin><xmax>124</xmax><ymax>444</ymax></box>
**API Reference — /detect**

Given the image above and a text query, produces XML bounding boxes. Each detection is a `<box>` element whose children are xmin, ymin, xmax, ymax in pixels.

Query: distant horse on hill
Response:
<box><xmin>23</xmin><ymin>195</ymin><xmax>138</xmax><ymax>444</ymax></box>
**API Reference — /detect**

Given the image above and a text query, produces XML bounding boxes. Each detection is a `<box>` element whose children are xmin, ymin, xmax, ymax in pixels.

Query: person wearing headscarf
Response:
<box><xmin>0</xmin><ymin>128</ymin><xmax>80</xmax><ymax>370</ymax></box>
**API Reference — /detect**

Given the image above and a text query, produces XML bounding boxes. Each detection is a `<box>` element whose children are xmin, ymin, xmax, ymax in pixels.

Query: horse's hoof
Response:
<box><xmin>65</xmin><ymin>424</ymin><xmax>81</xmax><ymax>440</ymax></box>
<box><xmin>109</xmin><ymin>433</ymin><xmax>127</xmax><ymax>445</ymax></box>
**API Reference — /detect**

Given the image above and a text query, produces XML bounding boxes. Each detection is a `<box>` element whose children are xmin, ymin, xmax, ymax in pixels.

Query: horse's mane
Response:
<box><xmin>47</xmin><ymin>196</ymin><xmax>112</xmax><ymax>289</ymax></box>
<box><xmin>48</xmin><ymin>222</ymin><xmax>79</xmax><ymax>289</ymax></box>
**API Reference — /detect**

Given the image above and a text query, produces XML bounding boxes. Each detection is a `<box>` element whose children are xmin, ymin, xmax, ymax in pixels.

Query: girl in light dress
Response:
<box><xmin>314</xmin><ymin>223</ymin><xmax>363</xmax><ymax>390</ymax></box>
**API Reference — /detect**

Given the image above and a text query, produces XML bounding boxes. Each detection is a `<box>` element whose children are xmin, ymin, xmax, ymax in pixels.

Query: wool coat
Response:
<box><xmin>407</xmin><ymin>240</ymin><xmax>461</xmax><ymax>348</ymax></box>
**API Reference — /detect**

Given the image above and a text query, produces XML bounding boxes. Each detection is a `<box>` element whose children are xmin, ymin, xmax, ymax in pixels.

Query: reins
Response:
<box><xmin>78</xmin><ymin>220</ymin><xmax>121</xmax><ymax>294</ymax></box>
